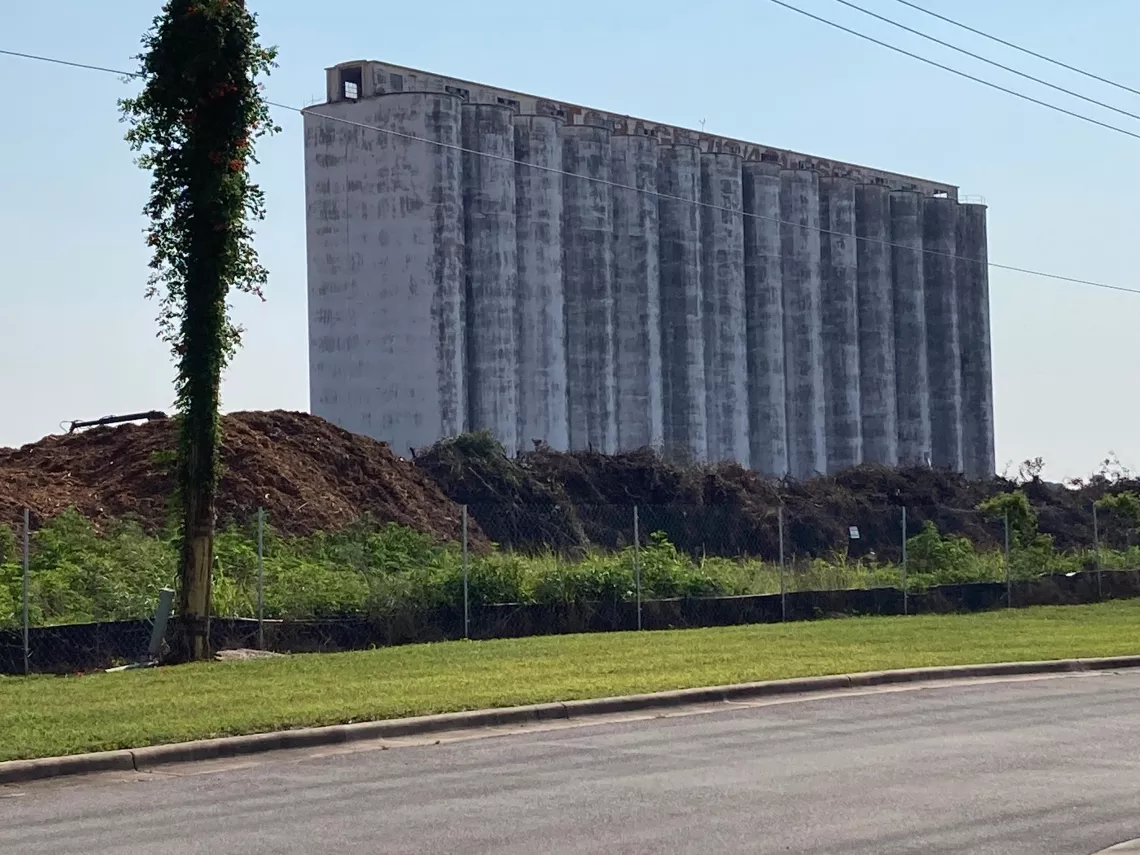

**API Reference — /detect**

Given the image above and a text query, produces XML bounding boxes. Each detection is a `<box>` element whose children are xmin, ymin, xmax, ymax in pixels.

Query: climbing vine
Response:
<box><xmin>119</xmin><ymin>0</ymin><xmax>279</xmax><ymax>659</ymax></box>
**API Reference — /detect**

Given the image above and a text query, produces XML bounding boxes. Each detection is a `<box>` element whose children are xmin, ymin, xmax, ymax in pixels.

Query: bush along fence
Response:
<box><xmin>3</xmin><ymin>569</ymin><xmax>1140</xmax><ymax>675</ymax></box>
<box><xmin>4</xmin><ymin>490</ymin><xmax>1140</xmax><ymax>673</ymax></box>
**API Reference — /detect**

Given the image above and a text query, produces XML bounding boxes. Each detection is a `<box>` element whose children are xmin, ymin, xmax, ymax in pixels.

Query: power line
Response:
<box><xmin>888</xmin><ymin>0</ymin><xmax>1140</xmax><ymax>100</ymax></box>
<box><xmin>292</xmin><ymin>103</ymin><xmax>1140</xmax><ymax>296</ymax></box>
<box><xmin>3</xmin><ymin>44</ymin><xmax>1138</xmax><ymax>297</ymax></box>
<box><xmin>0</xmin><ymin>47</ymin><xmax>136</xmax><ymax>78</ymax></box>
<box><xmin>765</xmin><ymin>0</ymin><xmax>1140</xmax><ymax>142</ymax></box>
<box><xmin>828</xmin><ymin>0</ymin><xmax>1140</xmax><ymax>125</ymax></box>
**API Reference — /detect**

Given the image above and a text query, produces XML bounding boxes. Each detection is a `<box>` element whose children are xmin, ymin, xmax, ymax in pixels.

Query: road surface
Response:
<box><xmin>3</xmin><ymin>671</ymin><xmax>1140</xmax><ymax>853</ymax></box>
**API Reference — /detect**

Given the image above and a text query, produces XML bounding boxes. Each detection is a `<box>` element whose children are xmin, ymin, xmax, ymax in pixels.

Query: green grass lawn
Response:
<box><xmin>3</xmin><ymin>600</ymin><xmax>1140</xmax><ymax>763</ymax></box>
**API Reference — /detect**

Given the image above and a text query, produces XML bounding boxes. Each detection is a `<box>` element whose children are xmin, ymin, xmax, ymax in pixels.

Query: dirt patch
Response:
<box><xmin>0</xmin><ymin>410</ymin><xmax>479</xmax><ymax>544</ymax></box>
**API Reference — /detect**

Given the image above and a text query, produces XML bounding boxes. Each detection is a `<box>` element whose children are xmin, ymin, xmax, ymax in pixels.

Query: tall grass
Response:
<box><xmin>0</xmin><ymin>509</ymin><xmax>1135</xmax><ymax>628</ymax></box>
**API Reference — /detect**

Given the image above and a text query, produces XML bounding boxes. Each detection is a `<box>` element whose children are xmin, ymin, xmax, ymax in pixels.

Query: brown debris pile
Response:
<box><xmin>0</xmin><ymin>410</ymin><xmax>474</xmax><ymax>542</ymax></box>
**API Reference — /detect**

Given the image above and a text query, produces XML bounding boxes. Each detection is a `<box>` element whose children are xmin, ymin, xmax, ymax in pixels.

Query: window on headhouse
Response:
<box><xmin>339</xmin><ymin>66</ymin><xmax>363</xmax><ymax>101</ymax></box>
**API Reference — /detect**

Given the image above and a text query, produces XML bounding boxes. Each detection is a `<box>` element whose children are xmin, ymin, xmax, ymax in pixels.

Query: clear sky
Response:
<box><xmin>2</xmin><ymin>0</ymin><xmax>1137</xmax><ymax>481</ymax></box>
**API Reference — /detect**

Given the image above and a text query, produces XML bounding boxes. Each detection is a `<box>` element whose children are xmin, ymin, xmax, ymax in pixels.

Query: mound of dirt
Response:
<box><xmin>5</xmin><ymin>411</ymin><xmax>1137</xmax><ymax>562</ymax></box>
<box><xmin>419</xmin><ymin>436</ymin><xmax>1140</xmax><ymax>561</ymax></box>
<box><xmin>0</xmin><ymin>410</ymin><xmax>477</xmax><ymax>543</ymax></box>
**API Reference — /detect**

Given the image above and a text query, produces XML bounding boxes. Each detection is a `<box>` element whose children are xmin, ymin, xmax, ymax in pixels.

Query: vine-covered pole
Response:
<box><xmin>121</xmin><ymin>0</ymin><xmax>279</xmax><ymax>660</ymax></box>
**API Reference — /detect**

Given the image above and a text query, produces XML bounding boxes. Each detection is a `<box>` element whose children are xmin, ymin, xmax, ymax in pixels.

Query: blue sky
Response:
<box><xmin>2</xmin><ymin>0</ymin><xmax>1137</xmax><ymax>480</ymax></box>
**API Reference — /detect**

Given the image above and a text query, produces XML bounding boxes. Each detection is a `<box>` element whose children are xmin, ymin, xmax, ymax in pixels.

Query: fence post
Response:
<box><xmin>633</xmin><ymin>505</ymin><xmax>642</xmax><ymax>631</ymax></box>
<box><xmin>901</xmin><ymin>506</ymin><xmax>908</xmax><ymax>616</ymax></box>
<box><xmin>778</xmin><ymin>504</ymin><xmax>786</xmax><ymax>622</ymax></box>
<box><xmin>1093</xmin><ymin>501</ymin><xmax>1103</xmax><ymax>600</ymax></box>
<box><xmin>1003</xmin><ymin>510</ymin><xmax>1012</xmax><ymax>608</ymax></box>
<box><xmin>257</xmin><ymin>508</ymin><xmax>265</xmax><ymax>650</ymax></box>
<box><xmin>22</xmin><ymin>508</ymin><xmax>30</xmax><ymax>676</ymax></box>
<box><xmin>462</xmin><ymin>504</ymin><xmax>469</xmax><ymax>640</ymax></box>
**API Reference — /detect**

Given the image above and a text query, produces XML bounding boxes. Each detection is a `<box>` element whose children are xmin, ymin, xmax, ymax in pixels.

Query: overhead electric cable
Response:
<box><xmin>3</xmin><ymin>44</ymin><xmax>1137</xmax><ymax>296</ymax></box>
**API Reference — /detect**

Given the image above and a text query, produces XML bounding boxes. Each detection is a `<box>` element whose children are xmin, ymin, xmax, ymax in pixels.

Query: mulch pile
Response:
<box><xmin>0</xmin><ymin>410</ymin><xmax>474</xmax><ymax>543</ymax></box>
<box><xmin>3</xmin><ymin>411</ymin><xmax>1137</xmax><ymax>560</ymax></box>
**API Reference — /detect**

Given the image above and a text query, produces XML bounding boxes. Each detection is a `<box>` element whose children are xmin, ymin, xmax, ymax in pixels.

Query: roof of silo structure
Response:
<box><xmin>320</xmin><ymin>60</ymin><xmax>958</xmax><ymax>199</ymax></box>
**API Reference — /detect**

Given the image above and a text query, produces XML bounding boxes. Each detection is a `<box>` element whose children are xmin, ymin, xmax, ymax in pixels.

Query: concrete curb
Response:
<box><xmin>5</xmin><ymin>655</ymin><xmax>1139</xmax><ymax>785</ymax></box>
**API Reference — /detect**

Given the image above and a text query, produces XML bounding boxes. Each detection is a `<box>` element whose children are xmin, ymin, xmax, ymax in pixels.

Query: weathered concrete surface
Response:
<box><xmin>562</xmin><ymin>125</ymin><xmax>617</xmax><ymax>453</ymax></box>
<box><xmin>514</xmin><ymin>115</ymin><xmax>569</xmax><ymax>451</ymax></box>
<box><xmin>611</xmin><ymin>134</ymin><xmax>663</xmax><ymax>452</ymax></box>
<box><xmin>700</xmin><ymin>152</ymin><xmax>749</xmax><ymax>466</ymax></box>
<box><xmin>956</xmin><ymin>202</ymin><xmax>996</xmax><ymax>480</ymax></box>
<box><xmin>890</xmin><ymin>190</ymin><xmax>931</xmax><ymax>467</ymax></box>
<box><xmin>462</xmin><ymin>104</ymin><xmax>518</xmax><ymax>456</ymax></box>
<box><xmin>780</xmin><ymin>168</ymin><xmax>826</xmax><ymax>479</ymax></box>
<box><xmin>742</xmin><ymin>160</ymin><xmax>788</xmax><ymax>477</ymax></box>
<box><xmin>855</xmin><ymin>183</ymin><xmax>898</xmax><ymax>466</ymax></box>
<box><xmin>923</xmin><ymin>196</ymin><xmax>963</xmax><ymax>472</ymax></box>
<box><xmin>304</xmin><ymin>93</ymin><xmax>466</xmax><ymax>458</ymax></box>
<box><xmin>819</xmin><ymin>175</ymin><xmax>861</xmax><ymax>473</ymax></box>
<box><xmin>657</xmin><ymin>144</ymin><xmax>707</xmax><ymax>463</ymax></box>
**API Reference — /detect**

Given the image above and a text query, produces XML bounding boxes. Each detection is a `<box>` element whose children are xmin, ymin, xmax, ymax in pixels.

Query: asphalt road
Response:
<box><xmin>3</xmin><ymin>672</ymin><xmax>1140</xmax><ymax>854</ymax></box>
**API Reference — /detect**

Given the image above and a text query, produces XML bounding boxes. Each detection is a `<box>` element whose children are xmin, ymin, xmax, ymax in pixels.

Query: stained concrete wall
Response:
<box><xmin>890</xmin><ymin>190</ymin><xmax>931</xmax><ymax>467</ymax></box>
<box><xmin>305</xmin><ymin>78</ymin><xmax>995</xmax><ymax>480</ymax></box>
<box><xmin>923</xmin><ymin>196</ymin><xmax>963</xmax><ymax>471</ymax></box>
<box><xmin>742</xmin><ymin>160</ymin><xmax>788</xmax><ymax>477</ymax></box>
<box><xmin>780</xmin><ymin>168</ymin><xmax>826</xmax><ymax>479</ymax></box>
<box><xmin>855</xmin><ymin>184</ymin><xmax>898</xmax><ymax>466</ymax></box>
<box><xmin>611</xmin><ymin>134</ymin><xmax>663</xmax><ymax>451</ymax></box>
<box><xmin>819</xmin><ymin>176</ymin><xmax>861</xmax><ymax>472</ymax></box>
<box><xmin>700</xmin><ymin>152</ymin><xmax>749</xmax><ymax>466</ymax></box>
<box><xmin>562</xmin><ymin>125</ymin><xmax>617</xmax><ymax>453</ymax></box>
<box><xmin>956</xmin><ymin>203</ymin><xmax>995</xmax><ymax>480</ymax></box>
<box><xmin>658</xmin><ymin>144</ymin><xmax>707</xmax><ymax>462</ymax></box>
<box><xmin>305</xmin><ymin>93</ymin><xmax>465</xmax><ymax>459</ymax></box>
<box><xmin>514</xmin><ymin>115</ymin><xmax>569</xmax><ymax>451</ymax></box>
<box><xmin>462</xmin><ymin>104</ymin><xmax>518</xmax><ymax>456</ymax></box>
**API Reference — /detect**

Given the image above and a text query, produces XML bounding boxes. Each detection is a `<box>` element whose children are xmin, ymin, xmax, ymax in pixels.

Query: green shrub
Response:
<box><xmin>8</xmin><ymin>508</ymin><xmax>1127</xmax><ymax>628</ymax></box>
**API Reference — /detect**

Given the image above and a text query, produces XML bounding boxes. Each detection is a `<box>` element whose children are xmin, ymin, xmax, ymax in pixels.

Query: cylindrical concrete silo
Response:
<box><xmin>923</xmin><ymin>196</ymin><xmax>963</xmax><ymax>472</ymax></box>
<box><xmin>514</xmin><ymin>114</ymin><xmax>569</xmax><ymax>452</ymax></box>
<box><xmin>780</xmin><ymin>168</ymin><xmax>827</xmax><ymax>479</ymax></box>
<box><xmin>854</xmin><ymin>184</ymin><xmax>898</xmax><ymax>466</ymax></box>
<box><xmin>657</xmin><ymin>144</ymin><xmax>707</xmax><ymax>463</ymax></box>
<box><xmin>562</xmin><ymin>124</ymin><xmax>618</xmax><ymax>453</ymax></box>
<box><xmin>611</xmin><ymin>133</ymin><xmax>663</xmax><ymax>451</ymax></box>
<box><xmin>742</xmin><ymin>160</ymin><xmax>788</xmax><ymax>477</ymax></box>
<box><xmin>890</xmin><ymin>191</ymin><xmax>931</xmax><ymax>466</ymax></box>
<box><xmin>462</xmin><ymin>103</ymin><xmax>518</xmax><ymax>456</ymax></box>
<box><xmin>819</xmin><ymin>176</ymin><xmax>861</xmax><ymax>472</ymax></box>
<box><xmin>310</xmin><ymin>92</ymin><xmax>465</xmax><ymax>458</ymax></box>
<box><xmin>700</xmin><ymin>152</ymin><xmax>749</xmax><ymax>467</ymax></box>
<box><xmin>955</xmin><ymin>202</ymin><xmax>995</xmax><ymax>480</ymax></box>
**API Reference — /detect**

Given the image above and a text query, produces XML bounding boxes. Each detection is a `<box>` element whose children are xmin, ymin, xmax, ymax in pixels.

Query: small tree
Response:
<box><xmin>1095</xmin><ymin>491</ymin><xmax>1140</xmax><ymax>552</ymax></box>
<box><xmin>120</xmin><ymin>0</ymin><xmax>278</xmax><ymax>660</ymax></box>
<box><xmin>977</xmin><ymin>490</ymin><xmax>1037</xmax><ymax>549</ymax></box>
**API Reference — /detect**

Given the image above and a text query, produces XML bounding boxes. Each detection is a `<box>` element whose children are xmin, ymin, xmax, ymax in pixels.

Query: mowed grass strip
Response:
<box><xmin>4</xmin><ymin>600</ymin><xmax>1140</xmax><ymax>763</ymax></box>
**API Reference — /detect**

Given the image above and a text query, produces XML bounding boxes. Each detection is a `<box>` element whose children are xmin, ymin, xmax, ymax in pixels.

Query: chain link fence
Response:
<box><xmin>4</xmin><ymin>498</ymin><xmax>1140</xmax><ymax>673</ymax></box>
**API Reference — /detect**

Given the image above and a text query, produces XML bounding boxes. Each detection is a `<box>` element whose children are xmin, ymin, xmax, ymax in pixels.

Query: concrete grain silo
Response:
<box><xmin>819</xmin><ymin>175</ymin><xmax>861</xmax><ymax>472</ymax></box>
<box><xmin>611</xmin><ymin>133</ymin><xmax>663</xmax><ymax>452</ymax></box>
<box><xmin>742</xmin><ymin>159</ymin><xmax>788</xmax><ymax>478</ymax></box>
<box><xmin>562</xmin><ymin>124</ymin><xmax>617</xmax><ymax>453</ymax></box>
<box><xmin>513</xmin><ymin>114</ymin><xmax>569</xmax><ymax>452</ymax></box>
<box><xmin>890</xmin><ymin>190</ymin><xmax>932</xmax><ymax>467</ymax></box>
<box><xmin>854</xmin><ymin>183</ymin><xmax>897</xmax><ymax>466</ymax></box>
<box><xmin>658</xmin><ymin>143</ymin><xmax>708</xmax><ymax>463</ymax></box>
<box><xmin>462</xmin><ymin>103</ymin><xmax>518</xmax><ymax>456</ymax></box>
<box><xmin>305</xmin><ymin>60</ymin><xmax>996</xmax><ymax>479</ymax></box>
<box><xmin>780</xmin><ymin>167</ymin><xmax>827</xmax><ymax>479</ymax></box>
<box><xmin>700</xmin><ymin>151</ymin><xmax>749</xmax><ymax>467</ymax></box>
<box><xmin>923</xmin><ymin>196</ymin><xmax>963</xmax><ymax>472</ymax></box>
